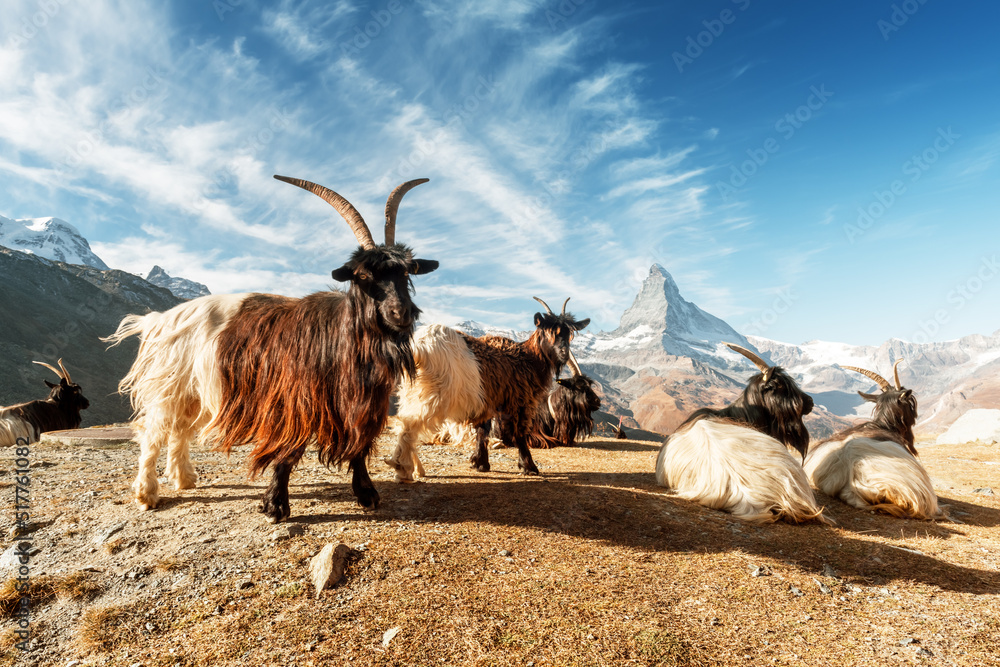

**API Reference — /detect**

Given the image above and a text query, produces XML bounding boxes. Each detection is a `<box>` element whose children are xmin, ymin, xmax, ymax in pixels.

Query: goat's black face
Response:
<box><xmin>743</xmin><ymin>366</ymin><xmax>812</xmax><ymax>456</ymax></box>
<box><xmin>44</xmin><ymin>378</ymin><xmax>90</xmax><ymax>412</ymax></box>
<box><xmin>557</xmin><ymin>376</ymin><xmax>602</xmax><ymax>413</ymax></box>
<box><xmin>333</xmin><ymin>245</ymin><xmax>438</xmax><ymax>333</ymax></box>
<box><xmin>533</xmin><ymin>312</ymin><xmax>590</xmax><ymax>369</ymax></box>
<box><xmin>862</xmin><ymin>387</ymin><xmax>918</xmax><ymax>431</ymax></box>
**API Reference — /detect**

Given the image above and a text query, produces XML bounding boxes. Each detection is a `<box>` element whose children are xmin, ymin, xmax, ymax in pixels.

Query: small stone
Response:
<box><xmin>499</xmin><ymin>550</ymin><xmax>512</xmax><ymax>557</ymax></box>
<box><xmin>310</xmin><ymin>543</ymin><xmax>351</xmax><ymax>596</ymax></box>
<box><xmin>270</xmin><ymin>524</ymin><xmax>305</xmax><ymax>541</ymax></box>
<box><xmin>821</xmin><ymin>564</ymin><xmax>839</xmax><ymax>579</ymax></box>
<box><xmin>900</xmin><ymin>637</ymin><xmax>919</xmax><ymax>646</ymax></box>
<box><xmin>916</xmin><ymin>648</ymin><xmax>934</xmax><ymax>657</ymax></box>
<box><xmin>237</xmin><ymin>580</ymin><xmax>254</xmax><ymax>590</ymax></box>
<box><xmin>145</xmin><ymin>622</ymin><xmax>155</xmax><ymax>631</ymax></box>
<box><xmin>751</xmin><ymin>566</ymin><xmax>772</xmax><ymax>577</ymax></box>
<box><xmin>94</xmin><ymin>522</ymin><xmax>127</xmax><ymax>545</ymax></box>
<box><xmin>803</xmin><ymin>615</ymin><xmax>812</xmax><ymax>621</ymax></box>
<box><xmin>382</xmin><ymin>626</ymin><xmax>400</xmax><ymax>647</ymax></box>
<box><xmin>710</xmin><ymin>617</ymin><xmax>722</xmax><ymax>626</ymax></box>
<box><xmin>813</xmin><ymin>578</ymin><xmax>832</xmax><ymax>595</ymax></box>
<box><xmin>973</xmin><ymin>487</ymin><xmax>994</xmax><ymax>495</ymax></box>
<box><xmin>790</xmin><ymin>586</ymin><xmax>804</xmax><ymax>597</ymax></box>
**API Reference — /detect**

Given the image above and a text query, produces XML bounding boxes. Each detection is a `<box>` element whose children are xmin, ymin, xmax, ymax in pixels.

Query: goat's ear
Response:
<box><xmin>572</xmin><ymin>318</ymin><xmax>591</xmax><ymax>331</ymax></box>
<box><xmin>331</xmin><ymin>265</ymin><xmax>354</xmax><ymax>282</ymax></box>
<box><xmin>534</xmin><ymin>312</ymin><xmax>544</xmax><ymax>327</ymax></box>
<box><xmin>44</xmin><ymin>380</ymin><xmax>57</xmax><ymax>388</ymax></box>
<box><xmin>857</xmin><ymin>391</ymin><xmax>880</xmax><ymax>403</ymax></box>
<box><xmin>410</xmin><ymin>259</ymin><xmax>439</xmax><ymax>275</ymax></box>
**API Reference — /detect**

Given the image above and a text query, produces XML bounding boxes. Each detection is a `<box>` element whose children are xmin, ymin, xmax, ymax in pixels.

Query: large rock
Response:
<box><xmin>936</xmin><ymin>409</ymin><xmax>1000</xmax><ymax>445</ymax></box>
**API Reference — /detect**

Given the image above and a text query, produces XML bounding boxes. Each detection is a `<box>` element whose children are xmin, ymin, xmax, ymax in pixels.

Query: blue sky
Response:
<box><xmin>1</xmin><ymin>0</ymin><xmax>998</xmax><ymax>345</ymax></box>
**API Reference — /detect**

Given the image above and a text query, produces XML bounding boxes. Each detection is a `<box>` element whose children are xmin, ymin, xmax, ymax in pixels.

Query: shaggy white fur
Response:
<box><xmin>386</xmin><ymin>324</ymin><xmax>486</xmax><ymax>481</ymax></box>
<box><xmin>105</xmin><ymin>293</ymin><xmax>249</xmax><ymax>510</ymax></box>
<box><xmin>0</xmin><ymin>415</ymin><xmax>39</xmax><ymax>448</ymax></box>
<box><xmin>803</xmin><ymin>437</ymin><xmax>943</xmax><ymax>520</ymax></box>
<box><xmin>655</xmin><ymin>419</ymin><xmax>829</xmax><ymax>524</ymax></box>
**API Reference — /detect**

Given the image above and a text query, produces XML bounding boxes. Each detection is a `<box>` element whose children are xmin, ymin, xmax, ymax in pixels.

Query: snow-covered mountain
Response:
<box><xmin>146</xmin><ymin>265</ymin><xmax>211</xmax><ymax>300</ymax></box>
<box><xmin>449</xmin><ymin>263</ymin><xmax>998</xmax><ymax>438</ymax></box>
<box><xmin>0</xmin><ymin>215</ymin><xmax>109</xmax><ymax>269</ymax></box>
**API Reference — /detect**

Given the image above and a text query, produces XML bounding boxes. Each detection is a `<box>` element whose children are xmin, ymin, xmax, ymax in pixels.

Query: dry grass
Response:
<box><xmin>3</xmin><ymin>432</ymin><xmax>999</xmax><ymax>666</ymax></box>
<box><xmin>0</xmin><ymin>572</ymin><xmax>101</xmax><ymax>618</ymax></box>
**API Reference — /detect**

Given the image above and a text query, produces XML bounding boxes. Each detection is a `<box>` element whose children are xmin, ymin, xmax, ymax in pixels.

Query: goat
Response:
<box><xmin>0</xmin><ymin>359</ymin><xmax>89</xmax><ymax>447</ymax></box>
<box><xmin>105</xmin><ymin>176</ymin><xmax>438</xmax><ymax>522</ymax></box>
<box><xmin>522</xmin><ymin>349</ymin><xmax>601</xmax><ymax>447</ymax></box>
<box><xmin>655</xmin><ymin>343</ymin><xmax>828</xmax><ymax>524</ymax></box>
<box><xmin>608</xmin><ymin>416</ymin><xmax>628</xmax><ymax>440</ymax></box>
<box><xmin>803</xmin><ymin>361</ymin><xmax>943</xmax><ymax>519</ymax></box>
<box><xmin>385</xmin><ymin>297</ymin><xmax>589</xmax><ymax>481</ymax></box>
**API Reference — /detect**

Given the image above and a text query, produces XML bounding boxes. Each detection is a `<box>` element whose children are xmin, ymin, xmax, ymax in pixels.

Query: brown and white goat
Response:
<box><xmin>804</xmin><ymin>361</ymin><xmax>943</xmax><ymax>520</ymax></box>
<box><xmin>0</xmin><ymin>359</ymin><xmax>89</xmax><ymax>447</ymax></box>
<box><xmin>655</xmin><ymin>343</ymin><xmax>828</xmax><ymax>524</ymax></box>
<box><xmin>105</xmin><ymin>176</ymin><xmax>438</xmax><ymax>522</ymax></box>
<box><xmin>385</xmin><ymin>297</ymin><xmax>589</xmax><ymax>481</ymax></box>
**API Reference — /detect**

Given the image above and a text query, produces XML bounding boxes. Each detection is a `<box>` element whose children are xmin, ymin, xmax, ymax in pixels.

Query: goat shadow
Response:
<box><xmin>275</xmin><ymin>465</ymin><xmax>1000</xmax><ymax>596</ymax></box>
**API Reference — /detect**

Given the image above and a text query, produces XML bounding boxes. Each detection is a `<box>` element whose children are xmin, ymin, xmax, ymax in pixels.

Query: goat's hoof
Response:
<box><xmin>356</xmin><ymin>488</ymin><xmax>380</xmax><ymax>510</ymax></box>
<box><xmin>472</xmin><ymin>462</ymin><xmax>491</xmax><ymax>473</ymax></box>
<box><xmin>259</xmin><ymin>498</ymin><xmax>291</xmax><ymax>523</ymax></box>
<box><xmin>383</xmin><ymin>456</ymin><xmax>404</xmax><ymax>471</ymax></box>
<box><xmin>136</xmin><ymin>501</ymin><xmax>157</xmax><ymax>512</ymax></box>
<box><xmin>518</xmin><ymin>461</ymin><xmax>540</xmax><ymax>475</ymax></box>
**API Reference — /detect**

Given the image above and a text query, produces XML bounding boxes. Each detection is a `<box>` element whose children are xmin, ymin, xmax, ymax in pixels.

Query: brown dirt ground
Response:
<box><xmin>1</xmin><ymin>424</ymin><xmax>998</xmax><ymax>667</ymax></box>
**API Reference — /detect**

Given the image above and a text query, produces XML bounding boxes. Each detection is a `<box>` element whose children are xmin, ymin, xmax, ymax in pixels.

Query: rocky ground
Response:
<box><xmin>1</xmin><ymin>426</ymin><xmax>998</xmax><ymax>666</ymax></box>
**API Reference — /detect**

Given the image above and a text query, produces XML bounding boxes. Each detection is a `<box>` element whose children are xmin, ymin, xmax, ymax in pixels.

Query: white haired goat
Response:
<box><xmin>803</xmin><ymin>361</ymin><xmax>943</xmax><ymax>520</ymax></box>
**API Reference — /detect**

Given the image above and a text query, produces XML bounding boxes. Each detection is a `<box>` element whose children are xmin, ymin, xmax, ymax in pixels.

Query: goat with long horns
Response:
<box><xmin>804</xmin><ymin>360</ymin><xmax>944</xmax><ymax>520</ymax></box>
<box><xmin>387</xmin><ymin>295</ymin><xmax>589</xmax><ymax>481</ymax></box>
<box><xmin>655</xmin><ymin>342</ymin><xmax>828</xmax><ymax>524</ymax></box>
<box><xmin>107</xmin><ymin>176</ymin><xmax>438</xmax><ymax>522</ymax></box>
<box><xmin>1</xmin><ymin>359</ymin><xmax>89</xmax><ymax>447</ymax></box>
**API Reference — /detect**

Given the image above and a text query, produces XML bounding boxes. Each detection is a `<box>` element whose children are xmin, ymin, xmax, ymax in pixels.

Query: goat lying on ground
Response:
<box><xmin>655</xmin><ymin>343</ymin><xmax>828</xmax><ymax>524</ymax></box>
<box><xmin>106</xmin><ymin>176</ymin><xmax>438</xmax><ymax>522</ymax></box>
<box><xmin>0</xmin><ymin>359</ymin><xmax>89</xmax><ymax>447</ymax></box>
<box><xmin>386</xmin><ymin>297</ymin><xmax>589</xmax><ymax>481</ymax></box>
<box><xmin>803</xmin><ymin>361</ymin><xmax>943</xmax><ymax>520</ymax></box>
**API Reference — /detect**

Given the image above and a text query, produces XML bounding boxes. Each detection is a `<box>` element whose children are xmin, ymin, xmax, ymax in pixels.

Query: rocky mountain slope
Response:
<box><xmin>0</xmin><ymin>246</ymin><xmax>181</xmax><ymax>426</ymax></box>
<box><xmin>146</xmin><ymin>265</ymin><xmax>211</xmax><ymax>300</ymax></box>
<box><xmin>0</xmin><ymin>215</ymin><xmax>109</xmax><ymax>269</ymax></box>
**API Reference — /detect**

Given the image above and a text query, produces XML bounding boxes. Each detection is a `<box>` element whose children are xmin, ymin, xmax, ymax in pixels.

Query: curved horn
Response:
<box><xmin>274</xmin><ymin>175</ymin><xmax>375</xmax><ymax>250</ymax></box>
<box><xmin>33</xmin><ymin>360</ymin><xmax>64</xmax><ymax>381</ymax></box>
<box><xmin>892</xmin><ymin>358</ymin><xmax>904</xmax><ymax>390</ymax></box>
<box><xmin>57</xmin><ymin>358</ymin><xmax>73</xmax><ymax>384</ymax></box>
<box><xmin>725</xmin><ymin>342</ymin><xmax>771</xmax><ymax>375</ymax></box>
<box><xmin>561</xmin><ymin>297</ymin><xmax>570</xmax><ymax>317</ymax></box>
<box><xmin>384</xmin><ymin>178</ymin><xmax>429</xmax><ymax>246</ymax></box>
<box><xmin>842</xmin><ymin>365</ymin><xmax>891</xmax><ymax>392</ymax></box>
<box><xmin>566</xmin><ymin>348</ymin><xmax>584</xmax><ymax>377</ymax></box>
<box><xmin>533</xmin><ymin>296</ymin><xmax>554</xmax><ymax>314</ymax></box>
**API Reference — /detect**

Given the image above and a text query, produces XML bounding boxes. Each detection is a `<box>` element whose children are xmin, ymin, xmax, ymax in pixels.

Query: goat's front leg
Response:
<box><xmin>133</xmin><ymin>426</ymin><xmax>166</xmax><ymax>511</ymax></box>
<box><xmin>385</xmin><ymin>419</ymin><xmax>420</xmax><ymax>482</ymax></box>
<box><xmin>260</xmin><ymin>445</ymin><xmax>307</xmax><ymax>523</ymax></box>
<box><xmin>350</xmin><ymin>451</ymin><xmax>380</xmax><ymax>510</ymax></box>
<box><xmin>469</xmin><ymin>419</ymin><xmax>492</xmax><ymax>472</ymax></box>
<box><xmin>166</xmin><ymin>423</ymin><xmax>198</xmax><ymax>491</ymax></box>
<box><xmin>513</xmin><ymin>411</ymin><xmax>540</xmax><ymax>475</ymax></box>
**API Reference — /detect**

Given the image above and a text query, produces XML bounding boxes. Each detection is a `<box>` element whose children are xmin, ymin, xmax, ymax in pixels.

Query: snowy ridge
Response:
<box><xmin>146</xmin><ymin>265</ymin><xmax>211</xmax><ymax>300</ymax></box>
<box><xmin>0</xmin><ymin>215</ymin><xmax>109</xmax><ymax>269</ymax></box>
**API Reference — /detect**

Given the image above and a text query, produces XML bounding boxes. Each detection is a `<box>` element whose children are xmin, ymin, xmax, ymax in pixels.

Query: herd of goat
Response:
<box><xmin>0</xmin><ymin>176</ymin><xmax>945</xmax><ymax>526</ymax></box>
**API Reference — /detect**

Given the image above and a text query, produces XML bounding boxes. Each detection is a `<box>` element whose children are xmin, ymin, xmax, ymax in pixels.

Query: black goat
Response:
<box><xmin>1</xmin><ymin>359</ymin><xmax>89</xmax><ymax>446</ymax></box>
<box><xmin>532</xmin><ymin>349</ymin><xmax>601</xmax><ymax>447</ymax></box>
